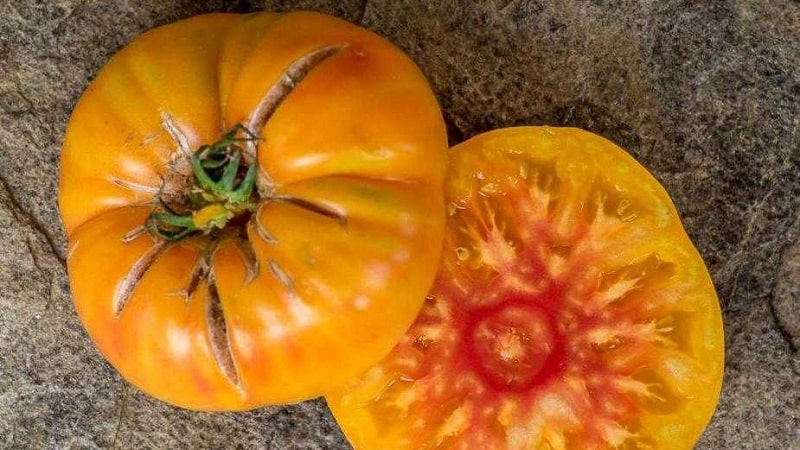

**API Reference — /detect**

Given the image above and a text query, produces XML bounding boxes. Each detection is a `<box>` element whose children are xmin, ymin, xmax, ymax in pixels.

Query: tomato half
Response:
<box><xmin>327</xmin><ymin>127</ymin><xmax>724</xmax><ymax>449</ymax></box>
<box><xmin>59</xmin><ymin>12</ymin><xmax>447</xmax><ymax>410</ymax></box>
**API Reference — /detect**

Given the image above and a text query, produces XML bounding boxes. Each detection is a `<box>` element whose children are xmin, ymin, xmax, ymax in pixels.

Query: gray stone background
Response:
<box><xmin>0</xmin><ymin>0</ymin><xmax>797</xmax><ymax>448</ymax></box>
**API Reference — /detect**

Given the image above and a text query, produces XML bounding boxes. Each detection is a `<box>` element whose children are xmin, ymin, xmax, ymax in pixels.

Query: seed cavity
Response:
<box><xmin>113</xmin><ymin>240</ymin><xmax>170</xmax><ymax>316</ymax></box>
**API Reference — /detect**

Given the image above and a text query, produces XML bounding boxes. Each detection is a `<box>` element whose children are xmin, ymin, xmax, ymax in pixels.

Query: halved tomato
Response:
<box><xmin>327</xmin><ymin>127</ymin><xmax>724</xmax><ymax>449</ymax></box>
<box><xmin>59</xmin><ymin>12</ymin><xmax>447</xmax><ymax>410</ymax></box>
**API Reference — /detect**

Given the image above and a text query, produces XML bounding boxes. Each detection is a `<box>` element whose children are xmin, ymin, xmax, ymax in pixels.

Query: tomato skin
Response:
<box><xmin>327</xmin><ymin>127</ymin><xmax>724</xmax><ymax>449</ymax></box>
<box><xmin>59</xmin><ymin>12</ymin><xmax>447</xmax><ymax>410</ymax></box>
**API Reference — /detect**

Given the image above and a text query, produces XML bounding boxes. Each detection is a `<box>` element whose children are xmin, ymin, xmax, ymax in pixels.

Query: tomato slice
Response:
<box><xmin>327</xmin><ymin>127</ymin><xmax>724</xmax><ymax>449</ymax></box>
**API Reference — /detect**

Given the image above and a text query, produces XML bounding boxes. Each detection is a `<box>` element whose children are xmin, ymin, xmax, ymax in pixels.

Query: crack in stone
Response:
<box><xmin>717</xmin><ymin>189</ymin><xmax>775</xmax><ymax>306</ymax></box>
<box><xmin>7</xmin><ymin>82</ymin><xmax>35</xmax><ymax>115</ymax></box>
<box><xmin>110</xmin><ymin>384</ymin><xmax>129</xmax><ymax>450</ymax></box>
<box><xmin>0</xmin><ymin>172</ymin><xmax>66</xmax><ymax>268</ymax></box>
<box><xmin>15</xmin><ymin>92</ymin><xmax>35</xmax><ymax>115</ymax></box>
<box><xmin>24</xmin><ymin>235</ymin><xmax>55</xmax><ymax>312</ymax></box>
<box><xmin>769</xmin><ymin>299</ymin><xmax>798</xmax><ymax>353</ymax></box>
<box><xmin>357</xmin><ymin>0</ymin><xmax>370</xmax><ymax>24</ymax></box>
<box><xmin>52</xmin><ymin>0</ymin><xmax>88</xmax><ymax>38</ymax></box>
<box><xmin>24</xmin><ymin>235</ymin><xmax>47</xmax><ymax>279</ymax></box>
<box><xmin>499</xmin><ymin>0</ymin><xmax>523</xmax><ymax>13</ymax></box>
<box><xmin>769</xmin><ymin>236</ymin><xmax>800</xmax><ymax>353</ymax></box>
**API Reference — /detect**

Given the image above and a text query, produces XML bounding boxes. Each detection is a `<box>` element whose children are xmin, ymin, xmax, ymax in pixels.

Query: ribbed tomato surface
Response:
<box><xmin>60</xmin><ymin>12</ymin><xmax>447</xmax><ymax>410</ymax></box>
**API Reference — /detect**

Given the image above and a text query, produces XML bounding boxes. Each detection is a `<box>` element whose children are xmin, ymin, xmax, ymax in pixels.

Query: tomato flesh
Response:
<box><xmin>327</xmin><ymin>127</ymin><xmax>724</xmax><ymax>450</ymax></box>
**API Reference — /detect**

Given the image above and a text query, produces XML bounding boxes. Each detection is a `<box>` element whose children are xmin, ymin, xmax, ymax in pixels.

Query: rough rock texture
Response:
<box><xmin>774</xmin><ymin>239</ymin><xmax>800</xmax><ymax>354</ymax></box>
<box><xmin>0</xmin><ymin>0</ymin><xmax>797</xmax><ymax>449</ymax></box>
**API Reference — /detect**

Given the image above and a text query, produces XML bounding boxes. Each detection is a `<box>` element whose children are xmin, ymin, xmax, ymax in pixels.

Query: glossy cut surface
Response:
<box><xmin>327</xmin><ymin>127</ymin><xmax>724</xmax><ymax>449</ymax></box>
<box><xmin>59</xmin><ymin>12</ymin><xmax>447</xmax><ymax>410</ymax></box>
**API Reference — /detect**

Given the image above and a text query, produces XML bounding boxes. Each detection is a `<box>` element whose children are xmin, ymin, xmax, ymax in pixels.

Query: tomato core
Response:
<box><xmin>467</xmin><ymin>301</ymin><xmax>563</xmax><ymax>390</ymax></box>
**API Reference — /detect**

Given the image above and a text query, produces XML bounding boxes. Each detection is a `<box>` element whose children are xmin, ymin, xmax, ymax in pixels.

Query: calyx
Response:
<box><xmin>147</xmin><ymin>124</ymin><xmax>260</xmax><ymax>240</ymax></box>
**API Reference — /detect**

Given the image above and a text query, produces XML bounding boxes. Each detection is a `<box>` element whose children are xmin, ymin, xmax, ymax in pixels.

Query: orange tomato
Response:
<box><xmin>327</xmin><ymin>127</ymin><xmax>724</xmax><ymax>449</ymax></box>
<box><xmin>59</xmin><ymin>11</ymin><xmax>447</xmax><ymax>411</ymax></box>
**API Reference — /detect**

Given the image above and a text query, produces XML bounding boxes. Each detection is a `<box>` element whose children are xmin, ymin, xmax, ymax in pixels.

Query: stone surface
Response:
<box><xmin>0</xmin><ymin>0</ymin><xmax>797</xmax><ymax>448</ymax></box>
<box><xmin>774</xmin><ymin>238</ymin><xmax>800</xmax><ymax>354</ymax></box>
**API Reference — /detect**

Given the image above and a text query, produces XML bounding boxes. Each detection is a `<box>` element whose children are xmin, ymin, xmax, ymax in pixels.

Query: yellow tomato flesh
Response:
<box><xmin>59</xmin><ymin>12</ymin><xmax>447</xmax><ymax>410</ymax></box>
<box><xmin>327</xmin><ymin>127</ymin><xmax>724</xmax><ymax>449</ymax></box>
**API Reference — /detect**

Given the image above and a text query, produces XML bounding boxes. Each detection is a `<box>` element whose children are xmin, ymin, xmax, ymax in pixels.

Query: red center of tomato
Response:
<box><xmin>466</xmin><ymin>300</ymin><xmax>563</xmax><ymax>390</ymax></box>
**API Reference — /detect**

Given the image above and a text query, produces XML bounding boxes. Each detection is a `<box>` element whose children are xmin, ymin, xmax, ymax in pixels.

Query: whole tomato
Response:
<box><xmin>60</xmin><ymin>11</ymin><xmax>447</xmax><ymax>411</ymax></box>
<box><xmin>327</xmin><ymin>127</ymin><xmax>725</xmax><ymax>449</ymax></box>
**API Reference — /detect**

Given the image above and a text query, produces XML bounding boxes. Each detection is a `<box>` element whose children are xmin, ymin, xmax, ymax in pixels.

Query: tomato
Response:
<box><xmin>59</xmin><ymin>11</ymin><xmax>447</xmax><ymax>411</ymax></box>
<box><xmin>327</xmin><ymin>127</ymin><xmax>724</xmax><ymax>449</ymax></box>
